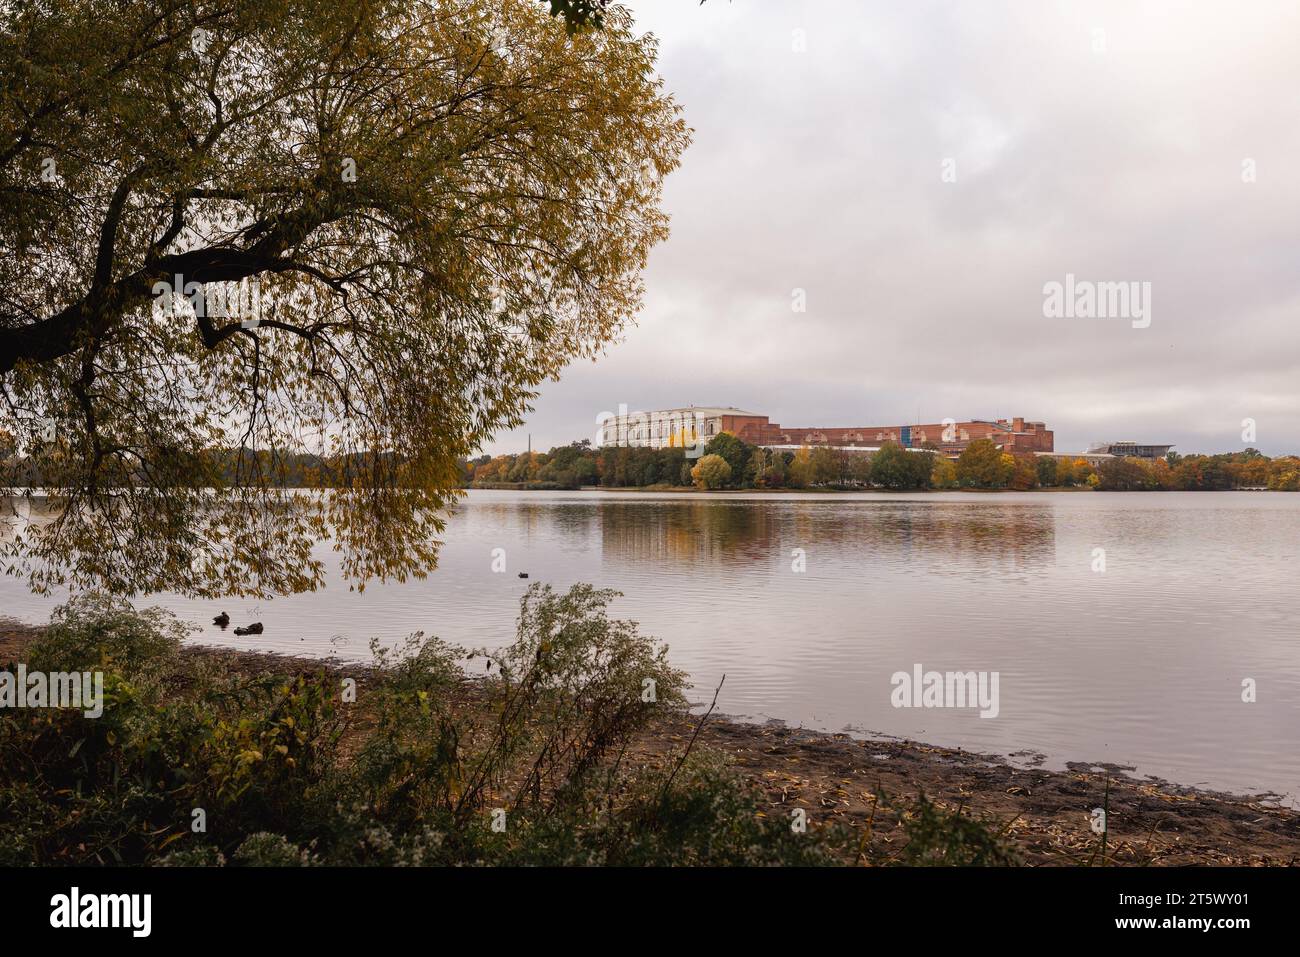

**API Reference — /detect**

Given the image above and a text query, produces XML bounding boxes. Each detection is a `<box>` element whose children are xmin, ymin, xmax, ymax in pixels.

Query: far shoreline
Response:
<box><xmin>462</xmin><ymin>483</ymin><xmax>1278</xmax><ymax>494</ymax></box>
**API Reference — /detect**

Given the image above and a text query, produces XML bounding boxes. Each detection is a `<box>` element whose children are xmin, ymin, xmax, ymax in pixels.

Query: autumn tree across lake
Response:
<box><xmin>0</xmin><ymin>0</ymin><xmax>688</xmax><ymax>598</ymax></box>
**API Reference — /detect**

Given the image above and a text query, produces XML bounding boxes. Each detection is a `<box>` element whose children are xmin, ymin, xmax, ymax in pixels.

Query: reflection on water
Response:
<box><xmin>595</xmin><ymin>498</ymin><xmax>1057</xmax><ymax>576</ymax></box>
<box><xmin>1</xmin><ymin>489</ymin><xmax>1297</xmax><ymax>804</ymax></box>
<box><xmin>0</xmin><ymin>493</ymin><xmax>54</xmax><ymax>541</ymax></box>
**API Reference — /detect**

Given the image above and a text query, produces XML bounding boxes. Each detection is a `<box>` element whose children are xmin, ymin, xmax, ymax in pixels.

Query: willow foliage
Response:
<box><xmin>0</xmin><ymin>0</ymin><xmax>688</xmax><ymax>597</ymax></box>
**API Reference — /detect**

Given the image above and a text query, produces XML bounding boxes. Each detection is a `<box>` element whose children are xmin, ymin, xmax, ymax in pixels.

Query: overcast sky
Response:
<box><xmin>487</xmin><ymin>0</ymin><xmax>1300</xmax><ymax>457</ymax></box>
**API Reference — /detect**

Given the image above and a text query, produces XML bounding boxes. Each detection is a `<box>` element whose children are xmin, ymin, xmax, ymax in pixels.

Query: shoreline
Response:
<box><xmin>471</xmin><ymin>484</ymin><xmax>1086</xmax><ymax>493</ymax></box>
<box><xmin>176</xmin><ymin>644</ymin><xmax>1300</xmax><ymax>865</ymax></box>
<box><xmin>464</xmin><ymin>484</ymin><xmax>1279</xmax><ymax>494</ymax></box>
<box><xmin>5</xmin><ymin>625</ymin><xmax>1296</xmax><ymax>865</ymax></box>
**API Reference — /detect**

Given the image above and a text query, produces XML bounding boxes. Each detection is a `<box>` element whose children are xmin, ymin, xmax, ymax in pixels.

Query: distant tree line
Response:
<box><xmin>464</xmin><ymin>435</ymin><xmax>960</xmax><ymax>490</ymax></box>
<box><xmin>1092</xmin><ymin>448</ymin><xmax>1299</xmax><ymax>491</ymax></box>
<box><xmin>0</xmin><ymin>439</ymin><xmax>395</xmax><ymax>489</ymax></box>
<box><xmin>463</xmin><ymin>435</ymin><xmax>1300</xmax><ymax>492</ymax></box>
<box><xmin>8</xmin><ymin>430</ymin><xmax>1294</xmax><ymax>493</ymax></box>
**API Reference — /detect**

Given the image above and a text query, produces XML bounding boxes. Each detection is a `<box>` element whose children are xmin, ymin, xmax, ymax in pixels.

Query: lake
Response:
<box><xmin>2</xmin><ymin>489</ymin><xmax>1297</xmax><ymax>804</ymax></box>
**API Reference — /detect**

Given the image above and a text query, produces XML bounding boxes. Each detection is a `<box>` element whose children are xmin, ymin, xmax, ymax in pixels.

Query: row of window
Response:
<box><xmin>607</xmin><ymin>417</ymin><xmax>720</xmax><ymax>442</ymax></box>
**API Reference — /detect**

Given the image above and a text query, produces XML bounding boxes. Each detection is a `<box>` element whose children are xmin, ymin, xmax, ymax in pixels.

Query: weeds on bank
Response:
<box><xmin>891</xmin><ymin>791</ymin><xmax>1022</xmax><ymax>866</ymax></box>
<box><xmin>1</xmin><ymin>587</ymin><xmax>1018</xmax><ymax>867</ymax></box>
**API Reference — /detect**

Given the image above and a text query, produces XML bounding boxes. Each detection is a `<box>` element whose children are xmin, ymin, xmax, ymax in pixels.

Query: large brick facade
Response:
<box><xmin>599</xmin><ymin>407</ymin><xmax>1053</xmax><ymax>458</ymax></box>
<box><xmin>734</xmin><ymin>416</ymin><xmax>1053</xmax><ymax>457</ymax></box>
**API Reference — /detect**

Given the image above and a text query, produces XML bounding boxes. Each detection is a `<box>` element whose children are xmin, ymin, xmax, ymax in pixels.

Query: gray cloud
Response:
<box><xmin>489</xmin><ymin>0</ymin><xmax>1300</xmax><ymax>457</ymax></box>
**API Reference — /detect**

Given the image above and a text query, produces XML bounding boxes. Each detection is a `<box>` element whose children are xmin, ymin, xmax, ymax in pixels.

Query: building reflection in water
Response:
<box><xmin>595</xmin><ymin>498</ymin><xmax>1056</xmax><ymax>578</ymax></box>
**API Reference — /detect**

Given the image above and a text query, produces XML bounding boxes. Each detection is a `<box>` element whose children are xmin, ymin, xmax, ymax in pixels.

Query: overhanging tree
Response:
<box><xmin>0</xmin><ymin>0</ymin><xmax>688</xmax><ymax>597</ymax></box>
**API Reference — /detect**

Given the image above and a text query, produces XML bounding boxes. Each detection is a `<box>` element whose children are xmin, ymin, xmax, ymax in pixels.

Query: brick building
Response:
<box><xmin>742</xmin><ymin>416</ymin><xmax>1053</xmax><ymax>458</ymax></box>
<box><xmin>599</xmin><ymin>407</ymin><xmax>1053</xmax><ymax>458</ymax></box>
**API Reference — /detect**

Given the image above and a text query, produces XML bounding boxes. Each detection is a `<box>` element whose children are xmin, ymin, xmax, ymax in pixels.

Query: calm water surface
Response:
<box><xmin>3</xmin><ymin>490</ymin><xmax>1297</xmax><ymax>803</ymax></box>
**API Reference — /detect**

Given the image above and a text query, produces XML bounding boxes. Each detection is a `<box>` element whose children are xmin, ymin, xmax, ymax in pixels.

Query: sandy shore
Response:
<box><xmin>3</xmin><ymin>625</ymin><xmax>1297</xmax><ymax>865</ymax></box>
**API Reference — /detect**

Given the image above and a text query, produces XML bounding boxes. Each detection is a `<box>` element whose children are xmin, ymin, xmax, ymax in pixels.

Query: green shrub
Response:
<box><xmin>573</xmin><ymin>754</ymin><xmax>850</xmax><ymax>866</ymax></box>
<box><xmin>158</xmin><ymin>845</ymin><xmax>226</xmax><ymax>867</ymax></box>
<box><xmin>897</xmin><ymin>792</ymin><xmax>1020</xmax><ymax>866</ymax></box>
<box><xmin>1</xmin><ymin>585</ymin><xmax>1015</xmax><ymax>867</ymax></box>
<box><xmin>232</xmin><ymin>832</ymin><xmax>319</xmax><ymax>867</ymax></box>
<box><xmin>26</xmin><ymin>594</ymin><xmax>188</xmax><ymax>678</ymax></box>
